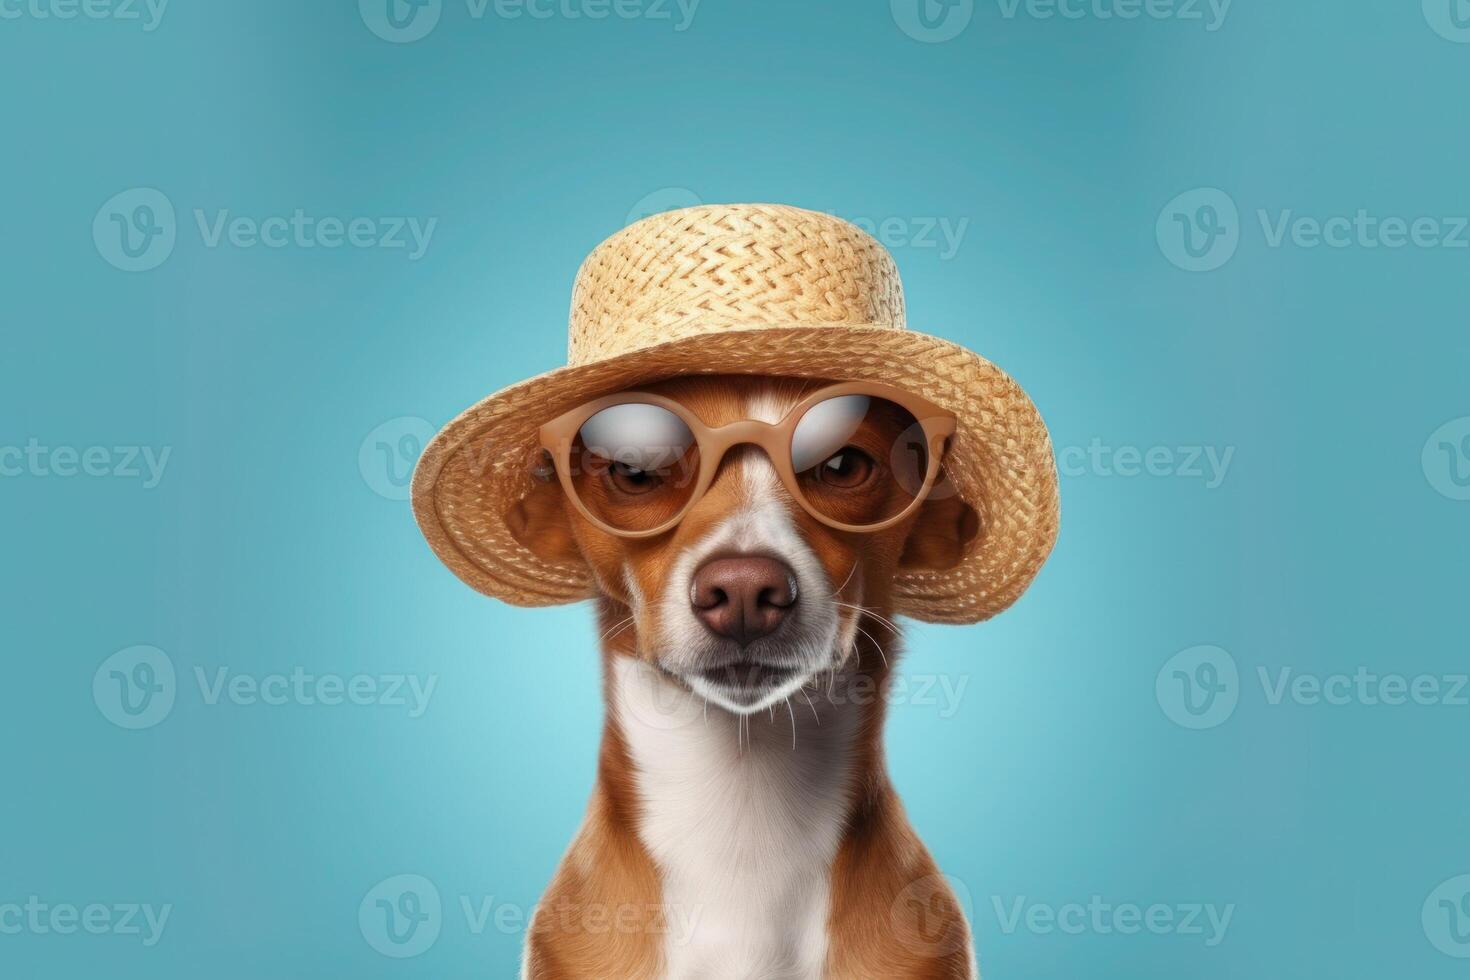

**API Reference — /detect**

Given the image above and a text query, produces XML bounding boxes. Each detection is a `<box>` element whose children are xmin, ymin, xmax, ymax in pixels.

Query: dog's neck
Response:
<box><xmin>595</xmin><ymin>598</ymin><xmax>894</xmax><ymax>978</ymax></box>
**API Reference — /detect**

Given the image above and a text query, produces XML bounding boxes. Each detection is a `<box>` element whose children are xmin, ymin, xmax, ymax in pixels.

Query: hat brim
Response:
<box><xmin>411</xmin><ymin>325</ymin><xmax>1059</xmax><ymax>624</ymax></box>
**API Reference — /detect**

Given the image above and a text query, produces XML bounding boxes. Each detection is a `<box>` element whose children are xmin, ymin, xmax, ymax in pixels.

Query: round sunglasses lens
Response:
<box><xmin>790</xmin><ymin>394</ymin><xmax>931</xmax><ymax>527</ymax></box>
<box><xmin>570</xmin><ymin>403</ymin><xmax>700</xmax><ymax>532</ymax></box>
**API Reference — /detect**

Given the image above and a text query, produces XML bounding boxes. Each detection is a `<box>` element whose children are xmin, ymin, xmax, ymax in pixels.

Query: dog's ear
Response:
<box><xmin>504</xmin><ymin>479</ymin><xmax>583</xmax><ymax>565</ymax></box>
<box><xmin>899</xmin><ymin>492</ymin><xmax>980</xmax><ymax>571</ymax></box>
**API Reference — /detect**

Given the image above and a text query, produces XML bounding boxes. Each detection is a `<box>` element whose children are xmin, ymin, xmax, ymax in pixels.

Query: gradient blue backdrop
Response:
<box><xmin>4</xmin><ymin>1</ymin><xmax>1469</xmax><ymax>977</ymax></box>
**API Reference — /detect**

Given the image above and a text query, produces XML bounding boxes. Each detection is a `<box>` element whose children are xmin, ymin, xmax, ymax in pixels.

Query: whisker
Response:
<box><xmin>597</xmin><ymin>616</ymin><xmax>634</xmax><ymax>643</ymax></box>
<box><xmin>785</xmin><ymin>696</ymin><xmax>797</xmax><ymax>750</ymax></box>
<box><xmin>606</xmin><ymin>619</ymin><xmax>638</xmax><ymax>645</ymax></box>
<box><xmin>834</xmin><ymin>601</ymin><xmax>901</xmax><ymax>635</ymax></box>
<box><xmin>827</xmin><ymin>562</ymin><xmax>859</xmax><ymax>598</ymax></box>
<box><xmin>795</xmin><ymin>688</ymin><xmax>822</xmax><ymax>725</ymax></box>
<box><xmin>851</xmin><ymin>621</ymin><xmax>887</xmax><ymax>669</ymax></box>
<box><xmin>833</xmin><ymin>601</ymin><xmax>902</xmax><ymax>637</ymax></box>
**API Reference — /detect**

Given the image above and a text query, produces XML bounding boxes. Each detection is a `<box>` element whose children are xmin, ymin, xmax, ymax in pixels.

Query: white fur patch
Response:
<box><xmin>614</xmin><ymin>657</ymin><xmax>859</xmax><ymax>980</ymax></box>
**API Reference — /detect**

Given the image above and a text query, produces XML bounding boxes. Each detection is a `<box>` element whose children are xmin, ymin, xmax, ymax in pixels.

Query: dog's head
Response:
<box><xmin>507</xmin><ymin>376</ymin><xmax>978</xmax><ymax>714</ymax></box>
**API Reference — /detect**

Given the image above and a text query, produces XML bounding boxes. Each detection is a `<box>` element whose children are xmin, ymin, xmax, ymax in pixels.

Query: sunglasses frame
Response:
<box><xmin>537</xmin><ymin>381</ymin><xmax>958</xmax><ymax>539</ymax></box>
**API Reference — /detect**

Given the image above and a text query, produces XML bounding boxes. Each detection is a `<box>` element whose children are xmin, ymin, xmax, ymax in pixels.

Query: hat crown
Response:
<box><xmin>568</xmin><ymin>204</ymin><xmax>907</xmax><ymax>365</ymax></box>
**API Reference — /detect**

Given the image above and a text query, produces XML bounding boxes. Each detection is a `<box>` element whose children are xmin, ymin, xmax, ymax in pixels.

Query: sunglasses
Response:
<box><xmin>536</xmin><ymin>382</ymin><xmax>957</xmax><ymax>538</ymax></box>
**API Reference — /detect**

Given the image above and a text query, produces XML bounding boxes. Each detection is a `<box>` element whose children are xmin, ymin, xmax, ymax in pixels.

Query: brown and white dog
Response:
<box><xmin>506</xmin><ymin>375</ymin><xmax>981</xmax><ymax>979</ymax></box>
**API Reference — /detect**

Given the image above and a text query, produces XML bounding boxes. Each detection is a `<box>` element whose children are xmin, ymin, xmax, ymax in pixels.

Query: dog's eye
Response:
<box><xmin>813</xmin><ymin>448</ymin><xmax>874</xmax><ymax>489</ymax></box>
<box><xmin>607</xmin><ymin>461</ymin><xmax>662</xmax><ymax>495</ymax></box>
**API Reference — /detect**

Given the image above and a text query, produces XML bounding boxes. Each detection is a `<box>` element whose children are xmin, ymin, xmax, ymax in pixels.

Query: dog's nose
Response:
<box><xmin>690</xmin><ymin>556</ymin><xmax>798</xmax><ymax>646</ymax></box>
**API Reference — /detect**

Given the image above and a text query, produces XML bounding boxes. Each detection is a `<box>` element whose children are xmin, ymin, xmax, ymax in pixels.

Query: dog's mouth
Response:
<box><xmin>679</xmin><ymin>657</ymin><xmax>810</xmax><ymax>712</ymax></box>
<box><xmin>696</xmin><ymin>661</ymin><xmax>799</xmax><ymax>691</ymax></box>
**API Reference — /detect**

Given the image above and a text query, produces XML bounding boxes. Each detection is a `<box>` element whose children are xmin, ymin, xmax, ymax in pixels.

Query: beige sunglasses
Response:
<box><xmin>536</xmin><ymin>381</ymin><xmax>957</xmax><ymax>539</ymax></box>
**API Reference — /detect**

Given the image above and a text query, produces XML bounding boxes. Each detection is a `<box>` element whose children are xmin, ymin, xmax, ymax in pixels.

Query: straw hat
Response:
<box><xmin>411</xmin><ymin>204</ymin><xmax>1058</xmax><ymax>624</ymax></box>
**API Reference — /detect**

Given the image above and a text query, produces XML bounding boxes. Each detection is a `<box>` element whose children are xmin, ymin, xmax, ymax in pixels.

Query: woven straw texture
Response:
<box><xmin>411</xmin><ymin>204</ymin><xmax>1059</xmax><ymax>624</ymax></box>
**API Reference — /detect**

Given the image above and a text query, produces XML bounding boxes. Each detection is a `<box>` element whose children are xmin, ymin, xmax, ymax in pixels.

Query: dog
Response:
<box><xmin>410</xmin><ymin>204</ymin><xmax>1059</xmax><ymax>980</ymax></box>
<box><xmin>506</xmin><ymin>374</ymin><xmax>979</xmax><ymax>977</ymax></box>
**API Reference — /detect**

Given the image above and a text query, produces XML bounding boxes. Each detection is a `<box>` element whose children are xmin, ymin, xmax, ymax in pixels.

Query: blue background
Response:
<box><xmin>3</xmin><ymin>0</ymin><xmax>1469</xmax><ymax>977</ymax></box>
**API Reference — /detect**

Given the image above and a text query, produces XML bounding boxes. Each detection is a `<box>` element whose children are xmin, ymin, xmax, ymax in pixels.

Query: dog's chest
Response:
<box><xmin>613</xmin><ymin>659</ymin><xmax>858</xmax><ymax>980</ymax></box>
